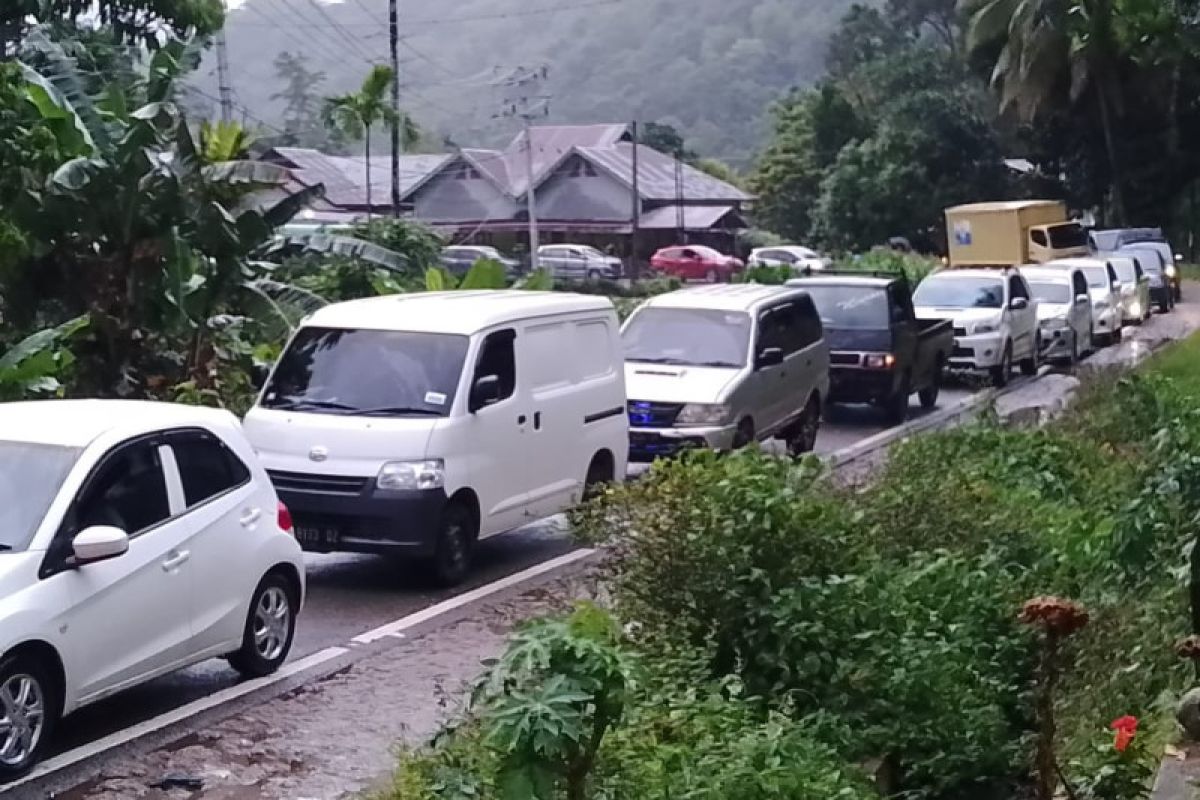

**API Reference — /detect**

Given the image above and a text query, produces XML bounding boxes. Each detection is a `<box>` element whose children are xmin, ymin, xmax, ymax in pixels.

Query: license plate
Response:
<box><xmin>295</xmin><ymin>526</ymin><xmax>341</xmax><ymax>549</ymax></box>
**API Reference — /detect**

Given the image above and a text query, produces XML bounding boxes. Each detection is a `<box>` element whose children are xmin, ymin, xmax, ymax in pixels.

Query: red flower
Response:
<box><xmin>1111</xmin><ymin>715</ymin><xmax>1138</xmax><ymax>753</ymax></box>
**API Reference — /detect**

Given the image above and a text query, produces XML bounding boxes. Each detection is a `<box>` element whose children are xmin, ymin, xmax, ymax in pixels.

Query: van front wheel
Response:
<box><xmin>429</xmin><ymin>502</ymin><xmax>476</xmax><ymax>587</ymax></box>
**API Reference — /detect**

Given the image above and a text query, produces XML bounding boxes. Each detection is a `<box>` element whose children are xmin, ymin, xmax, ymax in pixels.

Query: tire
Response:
<box><xmin>428</xmin><ymin>501</ymin><xmax>476</xmax><ymax>588</ymax></box>
<box><xmin>228</xmin><ymin>572</ymin><xmax>298</xmax><ymax>679</ymax></box>
<box><xmin>731</xmin><ymin>418</ymin><xmax>755</xmax><ymax>450</ymax></box>
<box><xmin>991</xmin><ymin>342</ymin><xmax>1012</xmax><ymax>388</ymax></box>
<box><xmin>1175</xmin><ymin>284</ymin><xmax>1183</xmax><ymax>303</ymax></box>
<box><xmin>0</xmin><ymin>653</ymin><xmax>56</xmax><ymax>782</ymax></box>
<box><xmin>1019</xmin><ymin>337</ymin><xmax>1040</xmax><ymax>376</ymax></box>
<box><xmin>884</xmin><ymin>372</ymin><xmax>911</xmax><ymax>425</ymax></box>
<box><xmin>918</xmin><ymin>360</ymin><xmax>943</xmax><ymax>410</ymax></box>
<box><xmin>705</xmin><ymin>268</ymin><xmax>718</xmax><ymax>284</ymax></box>
<box><xmin>583</xmin><ymin>454</ymin><xmax>614</xmax><ymax>502</ymax></box>
<box><xmin>1112</xmin><ymin>324</ymin><xmax>1123</xmax><ymax>343</ymax></box>
<box><xmin>586</xmin><ymin>269</ymin><xmax>602</xmax><ymax>281</ymax></box>
<box><xmin>1067</xmin><ymin>331</ymin><xmax>1080</xmax><ymax>367</ymax></box>
<box><xmin>786</xmin><ymin>396</ymin><xmax>821</xmax><ymax>457</ymax></box>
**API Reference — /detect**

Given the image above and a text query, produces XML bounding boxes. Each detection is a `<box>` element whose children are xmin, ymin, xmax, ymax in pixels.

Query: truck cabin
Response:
<box><xmin>1027</xmin><ymin>222</ymin><xmax>1089</xmax><ymax>264</ymax></box>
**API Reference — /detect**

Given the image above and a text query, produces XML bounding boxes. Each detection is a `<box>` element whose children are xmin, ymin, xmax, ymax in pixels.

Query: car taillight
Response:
<box><xmin>278</xmin><ymin>501</ymin><xmax>294</xmax><ymax>534</ymax></box>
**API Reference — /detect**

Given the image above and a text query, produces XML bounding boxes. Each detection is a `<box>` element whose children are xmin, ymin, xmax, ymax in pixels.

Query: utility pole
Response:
<box><xmin>497</xmin><ymin>66</ymin><xmax>550</xmax><ymax>272</ymax></box>
<box><xmin>674</xmin><ymin>150</ymin><xmax>685</xmax><ymax>244</ymax></box>
<box><xmin>630</xmin><ymin>120</ymin><xmax>641</xmax><ymax>280</ymax></box>
<box><xmin>389</xmin><ymin>0</ymin><xmax>402</xmax><ymax>217</ymax></box>
<box><xmin>216</xmin><ymin>28</ymin><xmax>233</xmax><ymax>123</ymax></box>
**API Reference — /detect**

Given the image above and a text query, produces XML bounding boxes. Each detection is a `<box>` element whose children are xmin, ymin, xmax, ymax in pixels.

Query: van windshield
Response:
<box><xmin>623</xmin><ymin>307</ymin><xmax>750</xmax><ymax>368</ymax></box>
<box><xmin>262</xmin><ymin>327</ymin><xmax>470</xmax><ymax>417</ymax></box>
<box><xmin>1110</xmin><ymin>258</ymin><xmax>1137</xmax><ymax>283</ymax></box>
<box><xmin>801</xmin><ymin>285</ymin><xmax>889</xmax><ymax>329</ymax></box>
<box><xmin>0</xmin><ymin>441</ymin><xmax>79</xmax><ymax>552</ymax></box>
<box><xmin>913</xmin><ymin>276</ymin><xmax>1004</xmax><ymax>309</ymax></box>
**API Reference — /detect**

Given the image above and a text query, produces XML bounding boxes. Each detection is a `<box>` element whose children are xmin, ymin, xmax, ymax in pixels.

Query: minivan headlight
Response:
<box><xmin>377</xmin><ymin>459</ymin><xmax>445</xmax><ymax>491</ymax></box>
<box><xmin>676</xmin><ymin>403</ymin><xmax>732</xmax><ymax>426</ymax></box>
<box><xmin>973</xmin><ymin>322</ymin><xmax>998</xmax><ymax>335</ymax></box>
<box><xmin>1167</xmin><ymin>264</ymin><xmax>1178</xmax><ymax>278</ymax></box>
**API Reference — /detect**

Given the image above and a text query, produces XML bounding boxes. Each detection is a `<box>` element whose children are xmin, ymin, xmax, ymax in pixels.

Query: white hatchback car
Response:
<box><xmin>0</xmin><ymin>401</ymin><xmax>304</xmax><ymax>780</ymax></box>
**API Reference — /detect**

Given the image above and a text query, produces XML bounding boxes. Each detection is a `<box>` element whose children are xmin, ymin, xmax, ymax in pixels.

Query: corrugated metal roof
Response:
<box><xmin>639</xmin><ymin>204</ymin><xmax>740</xmax><ymax>230</ymax></box>
<box><xmin>581</xmin><ymin>143</ymin><xmax>753</xmax><ymax>202</ymax></box>
<box><xmin>269</xmin><ymin>147</ymin><xmax>451</xmax><ymax>208</ymax></box>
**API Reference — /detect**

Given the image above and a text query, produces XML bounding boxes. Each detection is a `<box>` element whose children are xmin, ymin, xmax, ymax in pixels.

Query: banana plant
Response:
<box><xmin>0</xmin><ymin>317</ymin><xmax>89</xmax><ymax>401</ymax></box>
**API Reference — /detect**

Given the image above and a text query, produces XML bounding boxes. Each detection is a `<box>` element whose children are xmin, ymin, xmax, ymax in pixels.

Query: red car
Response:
<box><xmin>650</xmin><ymin>245</ymin><xmax>744</xmax><ymax>282</ymax></box>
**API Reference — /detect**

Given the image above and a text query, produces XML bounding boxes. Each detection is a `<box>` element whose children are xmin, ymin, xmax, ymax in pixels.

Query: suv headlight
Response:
<box><xmin>973</xmin><ymin>322</ymin><xmax>998</xmax><ymax>335</ymax></box>
<box><xmin>676</xmin><ymin>403</ymin><xmax>732</xmax><ymax>426</ymax></box>
<box><xmin>377</xmin><ymin>459</ymin><xmax>445</xmax><ymax>491</ymax></box>
<box><xmin>1167</xmin><ymin>264</ymin><xmax>1178</xmax><ymax>278</ymax></box>
<box><xmin>1095</xmin><ymin>300</ymin><xmax>1110</xmax><ymax>310</ymax></box>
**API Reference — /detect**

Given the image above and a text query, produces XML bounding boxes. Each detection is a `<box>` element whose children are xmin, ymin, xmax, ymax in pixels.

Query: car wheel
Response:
<box><xmin>1067</xmin><ymin>331</ymin><xmax>1080</xmax><ymax>367</ymax></box>
<box><xmin>429</xmin><ymin>501</ymin><xmax>476</xmax><ymax>587</ymax></box>
<box><xmin>583</xmin><ymin>454</ymin><xmax>614</xmax><ymax>502</ymax></box>
<box><xmin>1175</xmin><ymin>285</ymin><xmax>1183</xmax><ymax>302</ymax></box>
<box><xmin>786</xmin><ymin>395</ymin><xmax>821</xmax><ymax>457</ymax></box>
<box><xmin>705</xmin><ymin>268</ymin><xmax>718</xmax><ymax>284</ymax></box>
<box><xmin>885</xmin><ymin>372</ymin><xmax>911</xmax><ymax>425</ymax></box>
<box><xmin>0</xmin><ymin>654</ymin><xmax>55</xmax><ymax>782</ymax></box>
<box><xmin>586</xmin><ymin>269</ymin><xmax>602</xmax><ymax>281</ymax></box>
<box><xmin>991</xmin><ymin>342</ymin><xmax>1012</xmax><ymax>388</ymax></box>
<box><xmin>228</xmin><ymin>572</ymin><xmax>298</xmax><ymax>679</ymax></box>
<box><xmin>1019</xmin><ymin>338</ymin><xmax>1040</xmax><ymax>376</ymax></box>
<box><xmin>731</xmin><ymin>418</ymin><xmax>755</xmax><ymax>450</ymax></box>
<box><xmin>918</xmin><ymin>359</ymin><xmax>943</xmax><ymax>410</ymax></box>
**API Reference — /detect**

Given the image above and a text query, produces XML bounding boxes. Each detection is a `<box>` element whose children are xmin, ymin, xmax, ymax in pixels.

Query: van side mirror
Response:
<box><xmin>469</xmin><ymin>374</ymin><xmax>502</xmax><ymax>412</ymax></box>
<box><xmin>1076</xmin><ymin>293</ymin><xmax>1090</xmax><ymax>305</ymax></box>
<box><xmin>755</xmin><ymin>347</ymin><xmax>784</xmax><ymax>369</ymax></box>
<box><xmin>1009</xmin><ymin>297</ymin><xmax>1029</xmax><ymax>311</ymax></box>
<box><xmin>71</xmin><ymin>525</ymin><xmax>129</xmax><ymax>567</ymax></box>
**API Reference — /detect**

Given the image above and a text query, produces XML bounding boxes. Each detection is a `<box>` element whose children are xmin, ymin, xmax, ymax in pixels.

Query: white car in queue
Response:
<box><xmin>0</xmin><ymin>401</ymin><xmax>304</xmax><ymax>781</ymax></box>
<box><xmin>1105</xmin><ymin>253</ymin><xmax>1152</xmax><ymax>325</ymax></box>
<box><xmin>912</xmin><ymin>267</ymin><xmax>1040</xmax><ymax>387</ymax></box>
<box><xmin>1021</xmin><ymin>265</ymin><xmax>1095</xmax><ymax>366</ymax></box>
<box><xmin>1045</xmin><ymin>258</ymin><xmax>1123</xmax><ymax>345</ymax></box>
<box><xmin>243</xmin><ymin>291</ymin><xmax>628</xmax><ymax>587</ymax></box>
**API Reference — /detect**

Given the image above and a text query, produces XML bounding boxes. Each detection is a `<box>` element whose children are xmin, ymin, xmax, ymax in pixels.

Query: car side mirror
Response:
<box><xmin>71</xmin><ymin>525</ymin><xmax>129</xmax><ymax>566</ymax></box>
<box><xmin>1076</xmin><ymin>294</ymin><xmax>1091</xmax><ymax>305</ymax></box>
<box><xmin>251</xmin><ymin>364</ymin><xmax>271</xmax><ymax>391</ymax></box>
<box><xmin>469</xmin><ymin>374</ymin><xmax>502</xmax><ymax>413</ymax></box>
<box><xmin>756</xmin><ymin>347</ymin><xmax>784</xmax><ymax>369</ymax></box>
<box><xmin>1009</xmin><ymin>297</ymin><xmax>1029</xmax><ymax>311</ymax></box>
<box><xmin>1176</xmin><ymin>253</ymin><xmax>1184</xmax><ymax>262</ymax></box>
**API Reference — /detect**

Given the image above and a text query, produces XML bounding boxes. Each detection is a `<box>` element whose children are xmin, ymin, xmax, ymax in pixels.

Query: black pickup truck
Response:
<box><xmin>788</xmin><ymin>272</ymin><xmax>953</xmax><ymax>423</ymax></box>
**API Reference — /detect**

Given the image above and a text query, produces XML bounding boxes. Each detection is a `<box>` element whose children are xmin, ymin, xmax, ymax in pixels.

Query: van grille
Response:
<box><xmin>830</xmin><ymin>352</ymin><xmax>861</xmax><ymax>366</ymax></box>
<box><xmin>268</xmin><ymin>470</ymin><xmax>369</xmax><ymax>495</ymax></box>
<box><xmin>627</xmin><ymin>401</ymin><xmax>684</xmax><ymax>428</ymax></box>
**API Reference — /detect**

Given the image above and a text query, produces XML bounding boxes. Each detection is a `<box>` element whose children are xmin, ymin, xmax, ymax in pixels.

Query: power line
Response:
<box><xmin>240</xmin><ymin>1</ymin><xmax>379</xmax><ymax>68</ymax></box>
<box><xmin>299</xmin><ymin>0</ymin><xmax>378</xmax><ymax>58</ymax></box>
<box><xmin>231</xmin><ymin>0</ymin><xmax>624</xmax><ymax>27</ymax></box>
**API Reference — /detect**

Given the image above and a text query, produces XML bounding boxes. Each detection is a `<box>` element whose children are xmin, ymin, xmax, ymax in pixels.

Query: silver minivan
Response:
<box><xmin>1105</xmin><ymin>254</ymin><xmax>1152</xmax><ymax>324</ymax></box>
<box><xmin>1023</xmin><ymin>265</ymin><xmax>1094</xmax><ymax>365</ymax></box>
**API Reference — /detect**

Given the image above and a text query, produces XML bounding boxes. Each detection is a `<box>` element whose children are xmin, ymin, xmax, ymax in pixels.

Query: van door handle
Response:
<box><xmin>518</xmin><ymin>414</ymin><xmax>527</xmax><ymax>425</ymax></box>
<box><xmin>534</xmin><ymin>412</ymin><xmax>542</xmax><ymax>430</ymax></box>
<box><xmin>162</xmin><ymin>550</ymin><xmax>190</xmax><ymax>572</ymax></box>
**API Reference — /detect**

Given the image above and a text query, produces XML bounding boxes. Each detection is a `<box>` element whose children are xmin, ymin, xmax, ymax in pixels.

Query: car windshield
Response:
<box><xmin>580</xmin><ymin>246</ymin><xmax>606</xmax><ymax>258</ymax></box>
<box><xmin>262</xmin><ymin>327</ymin><xmax>470</xmax><ymax>417</ymax></box>
<box><xmin>0</xmin><ymin>441</ymin><xmax>80</xmax><ymax>552</ymax></box>
<box><xmin>690</xmin><ymin>246</ymin><xmax>723</xmax><ymax>259</ymax></box>
<box><xmin>1125</xmin><ymin>251</ymin><xmax>1163</xmax><ymax>274</ymax></box>
<box><xmin>913</xmin><ymin>276</ymin><xmax>1004</xmax><ymax>309</ymax></box>
<box><xmin>1080</xmin><ymin>267</ymin><xmax>1109</xmax><ymax>288</ymax></box>
<box><xmin>1110</xmin><ymin>259</ymin><xmax>1137</xmax><ymax>283</ymax></box>
<box><xmin>623</xmin><ymin>307</ymin><xmax>751</xmax><ymax>368</ymax></box>
<box><xmin>1029</xmin><ymin>282</ymin><xmax>1071</xmax><ymax>304</ymax></box>
<box><xmin>801</xmin><ymin>285</ymin><xmax>889</xmax><ymax>329</ymax></box>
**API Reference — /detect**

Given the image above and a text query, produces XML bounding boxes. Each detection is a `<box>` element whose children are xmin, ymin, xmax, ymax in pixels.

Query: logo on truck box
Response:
<box><xmin>953</xmin><ymin>220</ymin><xmax>972</xmax><ymax>246</ymax></box>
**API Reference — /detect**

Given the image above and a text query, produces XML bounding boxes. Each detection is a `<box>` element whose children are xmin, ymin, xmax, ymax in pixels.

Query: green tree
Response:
<box><xmin>826</xmin><ymin>4</ymin><xmax>910</xmax><ymax>78</ymax></box>
<box><xmin>637</xmin><ymin>120</ymin><xmax>697</xmax><ymax>160</ymax></box>
<box><xmin>1</xmin><ymin>0</ymin><xmax>223</xmax><ymax>54</ymax></box>
<box><xmin>321</xmin><ymin>65</ymin><xmax>418</xmax><ymax>218</ymax></box>
<box><xmin>963</xmin><ymin>0</ymin><xmax>1129</xmax><ymax>222</ymax></box>
<box><xmin>270</xmin><ymin>50</ymin><xmax>332</xmax><ymax>149</ymax></box>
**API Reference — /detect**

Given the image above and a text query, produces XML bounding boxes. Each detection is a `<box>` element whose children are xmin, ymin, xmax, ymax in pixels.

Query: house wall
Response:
<box><xmin>536</xmin><ymin>156</ymin><xmax>636</xmax><ymax>222</ymax></box>
<box><xmin>412</xmin><ymin>168</ymin><xmax>518</xmax><ymax>223</ymax></box>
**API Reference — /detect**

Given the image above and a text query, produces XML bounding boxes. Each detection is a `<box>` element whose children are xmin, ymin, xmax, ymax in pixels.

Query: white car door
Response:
<box><xmin>1007</xmin><ymin>274</ymin><xmax>1038</xmax><ymax>358</ymax></box>
<box><xmin>166</xmin><ymin>429</ymin><xmax>262</xmax><ymax>656</ymax></box>
<box><xmin>51</xmin><ymin>437</ymin><xmax>196</xmax><ymax>702</ymax></box>
<box><xmin>1070</xmin><ymin>270</ymin><xmax>1093</xmax><ymax>349</ymax></box>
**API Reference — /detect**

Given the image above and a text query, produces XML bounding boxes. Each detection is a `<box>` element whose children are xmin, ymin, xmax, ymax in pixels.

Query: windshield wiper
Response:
<box><xmin>273</xmin><ymin>398</ymin><xmax>357</xmax><ymax>411</ymax></box>
<box><xmin>354</xmin><ymin>406</ymin><xmax>443</xmax><ymax>417</ymax></box>
<box><xmin>628</xmin><ymin>357</ymin><xmax>690</xmax><ymax>365</ymax></box>
<box><xmin>0</xmin><ymin>544</ymin><xmax>12</xmax><ymax>552</ymax></box>
<box><xmin>696</xmin><ymin>360</ymin><xmax>741</xmax><ymax>368</ymax></box>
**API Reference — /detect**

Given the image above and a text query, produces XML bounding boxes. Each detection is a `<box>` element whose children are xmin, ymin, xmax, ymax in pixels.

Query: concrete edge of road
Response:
<box><xmin>8</xmin><ymin>548</ymin><xmax>603</xmax><ymax>797</ymax></box>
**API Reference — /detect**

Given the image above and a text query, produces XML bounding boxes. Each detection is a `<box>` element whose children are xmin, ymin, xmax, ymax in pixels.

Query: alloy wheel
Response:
<box><xmin>253</xmin><ymin>586</ymin><xmax>291</xmax><ymax>662</ymax></box>
<box><xmin>0</xmin><ymin>673</ymin><xmax>45</xmax><ymax>769</ymax></box>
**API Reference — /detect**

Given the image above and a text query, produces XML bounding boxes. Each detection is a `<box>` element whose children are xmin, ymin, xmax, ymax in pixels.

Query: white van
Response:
<box><xmin>243</xmin><ymin>291</ymin><xmax>628</xmax><ymax>585</ymax></box>
<box><xmin>621</xmin><ymin>284</ymin><xmax>829</xmax><ymax>461</ymax></box>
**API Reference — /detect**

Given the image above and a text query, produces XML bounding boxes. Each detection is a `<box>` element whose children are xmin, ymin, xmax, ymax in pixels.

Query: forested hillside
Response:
<box><xmin>194</xmin><ymin>0</ymin><xmax>860</xmax><ymax>164</ymax></box>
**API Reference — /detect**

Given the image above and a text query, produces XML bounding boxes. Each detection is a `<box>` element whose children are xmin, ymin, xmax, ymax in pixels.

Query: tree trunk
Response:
<box><xmin>1096</xmin><ymin>82</ymin><xmax>1126</xmax><ymax>225</ymax></box>
<box><xmin>364</xmin><ymin>127</ymin><xmax>372</xmax><ymax>222</ymax></box>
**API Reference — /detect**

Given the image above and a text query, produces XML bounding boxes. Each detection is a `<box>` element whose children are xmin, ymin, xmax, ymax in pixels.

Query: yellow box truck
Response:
<box><xmin>945</xmin><ymin>200</ymin><xmax>1088</xmax><ymax>267</ymax></box>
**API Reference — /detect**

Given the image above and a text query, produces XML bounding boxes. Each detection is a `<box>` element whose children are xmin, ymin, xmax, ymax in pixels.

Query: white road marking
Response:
<box><xmin>351</xmin><ymin>547</ymin><xmax>597</xmax><ymax>644</ymax></box>
<box><xmin>4</xmin><ymin>646</ymin><xmax>348</xmax><ymax>791</ymax></box>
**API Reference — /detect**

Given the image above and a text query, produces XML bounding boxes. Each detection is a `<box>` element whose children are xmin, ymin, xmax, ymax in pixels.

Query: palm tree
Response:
<box><xmin>962</xmin><ymin>0</ymin><xmax>1128</xmax><ymax>223</ymax></box>
<box><xmin>321</xmin><ymin>65</ymin><xmax>419</xmax><ymax>220</ymax></box>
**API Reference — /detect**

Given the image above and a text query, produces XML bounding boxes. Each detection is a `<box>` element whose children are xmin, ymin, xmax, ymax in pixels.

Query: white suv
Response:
<box><xmin>913</xmin><ymin>268</ymin><xmax>1040</xmax><ymax>387</ymax></box>
<box><xmin>0</xmin><ymin>401</ymin><xmax>304</xmax><ymax>781</ymax></box>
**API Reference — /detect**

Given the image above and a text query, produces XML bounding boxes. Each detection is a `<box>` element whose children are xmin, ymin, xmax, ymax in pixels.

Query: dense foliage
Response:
<box><xmin>384</xmin><ymin>338</ymin><xmax>1200</xmax><ymax>799</ymax></box>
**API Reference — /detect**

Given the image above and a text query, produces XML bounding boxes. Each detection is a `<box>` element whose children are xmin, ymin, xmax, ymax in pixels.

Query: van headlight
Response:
<box><xmin>973</xmin><ymin>322</ymin><xmax>998</xmax><ymax>335</ymax></box>
<box><xmin>676</xmin><ymin>403</ymin><xmax>732</xmax><ymax>426</ymax></box>
<box><xmin>1095</xmin><ymin>300</ymin><xmax>1110</xmax><ymax>310</ymax></box>
<box><xmin>1167</xmin><ymin>264</ymin><xmax>1178</xmax><ymax>278</ymax></box>
<box><xmin>377</xmin><ymin>459</ymin><xmax>445</xmax><ymax>491</ymax></box>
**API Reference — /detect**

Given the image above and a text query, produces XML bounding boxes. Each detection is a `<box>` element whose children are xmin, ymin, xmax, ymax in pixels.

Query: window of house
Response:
<box><xmin>171</xmin><ymin>432</ymin><xmax>251</xmax><ymax>508</ymax></box>
<box><xmin>474</xmin><ymin>329</ymin><xmax>517</xmax><ymax>403</ymax></box>
<box><xmin>453</xmin><ymin>164</ymin><xmax>481</xmax><ymax>180</ymax></box>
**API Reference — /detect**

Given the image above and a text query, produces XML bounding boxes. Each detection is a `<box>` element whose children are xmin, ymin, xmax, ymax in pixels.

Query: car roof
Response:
<box><xmin>922</xmin><ymin>268</ymin><xmax>1010</xmax><ymax>281</ymax></box>
<box><xmin>641</xmin><ymin>284</ymin><xmax>805</xmax><ymax>313</ymax></box>
<box><xmin>0</xmin><ymin>400</ymin><xmax>237</xmax><ymax>449</ymax></box>
<box><xmin>1019</xmin><ymin>266</ymin><xmax>1075</xmax><ymax>282</ymax></box>
<box><xmin>303</xmin><ymin>290</ymin><xmax>614</xmax><ymax>335</ymax></box>
<box><xmin>1045</xmin><ymin>257</ymin><xmax>1110</xmax><ymax>270</ymax></box>
<box><xmin>788</xmin><ymin>275</ymin><xmax>892</xmax><ymax>289</ymax></box>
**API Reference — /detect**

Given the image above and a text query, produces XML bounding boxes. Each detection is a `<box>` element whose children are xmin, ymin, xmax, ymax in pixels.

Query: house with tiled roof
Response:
<box><xmin>262</xmin><ymin>123</ymin><xmax>752</xmax><ymax>256</ymax></box>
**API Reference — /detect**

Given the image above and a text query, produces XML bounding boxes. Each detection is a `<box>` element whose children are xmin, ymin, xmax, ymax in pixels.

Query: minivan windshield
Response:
<box><xmin>0</xmin><ymin>441</ymin><xmax>80</xmax><ymax>552</ymax></box>
<box><xmin>623</xmin><ymin>307</ymin><xmax>751</xmax><ymax>368</ymax></box>
<box><xmin>1029</xmin><ymin>282</ymin><xmax>1071</xmax><ymax>304</ymax></box>
<box><xmin>262</xmin><ymin>327</ymin><xmax>470</xmax><ymax>417</ymax></box>
<box><xmin>913</xmin><ymin>276</ymin><xmax>1004</xmax><ymax>309</ymax></box>
<box><xmin>801</xmin><ymin>285</ymin><xmax>889</xmax><ymax>329</ymax></box>
<box><xmin>1079</xmin><ymin>267</ymin><xmax>1110</xmax><ymax>288</ymax></box>
<box><xmin>1110</xmin><ymin>258</ymin><xmax>1138</xmax><ymax>283</ymax></box>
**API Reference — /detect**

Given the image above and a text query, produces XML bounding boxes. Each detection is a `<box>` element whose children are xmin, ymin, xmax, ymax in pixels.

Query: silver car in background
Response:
<box><xmin>536</xmin><ymin>244</ymin><xmax>622</xmax><ymax>281</ymax></box>
<box><xmin>1045</xmin><ymin>258</ymin><xmax>1123</xmax><ymax>345</ymax></box>
<box><xmin>1104</xmin><ymin>254</ymin><xmax>1152</xmax><ymax>324</ymax></box>
<box><xmin>1023</xmin><ymin>265</ymin><xmax>1094</xmax><ymax>365</ymax></box>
